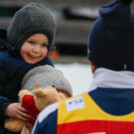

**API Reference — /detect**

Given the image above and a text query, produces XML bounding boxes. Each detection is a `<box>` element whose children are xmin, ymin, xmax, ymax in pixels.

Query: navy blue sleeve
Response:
<box><xmin>40</xmin><ymin>110</ymin><xmax>57</xmax><ymax>134</ymax></box>
<box><xmin>32</xmin><ymin>122</ymin><xmax>41</xmax><ymax>134</ymax></box>
<box><xmin>33</xmin><ymin>108</ymin><xmax>58</xmax><ymax>134</ymax></box>
<box><xmin>0</xmin><ymin>97</ymin><xmax>11</xmax><ymax>120</ymax></box>
<box><xmin>0</xmin><ymin>57</ymin><xmax>11</xmax><ymax>120</ymax></box>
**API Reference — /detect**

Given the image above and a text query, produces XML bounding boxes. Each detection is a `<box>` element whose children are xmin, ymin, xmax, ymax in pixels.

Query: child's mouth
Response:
<box><xmin>27</xmin><ymin>54</ymin><xmax>40</xmax><ymax>60</ymax></box>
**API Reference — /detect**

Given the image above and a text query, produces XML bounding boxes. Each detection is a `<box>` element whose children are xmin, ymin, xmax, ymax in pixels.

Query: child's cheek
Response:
<box><xmin>42</xmin><ymin>49</ymin><xmax>48</xmax><ymax>57</ymax></box>
<box><xmin>21</xmin><ymin>44</ymin><xmax>32</xmax><ymax>53</ymax></box>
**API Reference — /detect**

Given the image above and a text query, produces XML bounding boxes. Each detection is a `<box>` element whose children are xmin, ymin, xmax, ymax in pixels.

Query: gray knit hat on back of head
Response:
<box><xmin>7</xmin><ymin>3</ymin><xmax>56</xmax><ymax>54</ymax></box>
<box><xmin>21</xmin><ymin>65</ymin><xmax>73</xmax><ymax>96</ymax></box>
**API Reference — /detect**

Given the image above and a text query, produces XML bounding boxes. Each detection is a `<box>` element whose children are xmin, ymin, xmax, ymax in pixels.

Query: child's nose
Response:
<box><xmin>33</xmin><ymin>45</ymin><xmax>41</xmax><ymax>53</ymax></box>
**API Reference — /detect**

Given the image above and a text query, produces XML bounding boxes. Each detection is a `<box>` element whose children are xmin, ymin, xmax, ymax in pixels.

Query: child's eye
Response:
<box><xmin>42</xmin><ymin>43</ymin><xmax>48</xmax><ymax>47</ymax></box>
<box><xmin>28</xmin><ymin>41</ymin><xmax>35</xmax><ymax>45</ymax></box>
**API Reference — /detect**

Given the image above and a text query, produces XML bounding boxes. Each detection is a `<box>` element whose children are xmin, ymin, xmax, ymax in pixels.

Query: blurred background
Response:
<box><xmin>0</xmin><ymin>0</ymin><xmax>114</xmax><ymax>95</ymax></box>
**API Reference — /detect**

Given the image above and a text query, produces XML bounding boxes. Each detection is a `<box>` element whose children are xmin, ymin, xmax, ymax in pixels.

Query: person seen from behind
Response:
<box><xmin>32</xmin><ymin>0</ymin><xmax>134</xmax><ymax>133</ymax></box>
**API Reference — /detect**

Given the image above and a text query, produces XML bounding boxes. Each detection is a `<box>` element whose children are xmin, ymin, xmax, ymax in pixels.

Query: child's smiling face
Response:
<box><xmin>20</xmin><ymin>33</ymin><xmax>49</xmax><ymax>64</ymax></box>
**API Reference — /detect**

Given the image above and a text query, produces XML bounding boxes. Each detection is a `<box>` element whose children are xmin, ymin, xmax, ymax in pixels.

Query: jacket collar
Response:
<box><xmin>89</xmin><ymin>68</ymin><xmax>134</xmax><ymax>91</ymax></box>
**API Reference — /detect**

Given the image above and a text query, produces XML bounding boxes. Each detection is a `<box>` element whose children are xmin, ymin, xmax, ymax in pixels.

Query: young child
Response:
<box><xmin>21</xmin><ymin>65</ymin><xmax>72</xmax><ymax>97</ymax></box>
<box><xmin>0</xmin><ymin>3</ymin><xmax>56</xmax><ymax>134</ymax></box>
<box><xmin>32</xmin><ymin>0</ymin><xmax>134</xmax><ymax>134</ymax></box>
<box><xmin>20</xmin><ymin>65</ymin><xmax>72</xmax><ymax>133</ymax></box>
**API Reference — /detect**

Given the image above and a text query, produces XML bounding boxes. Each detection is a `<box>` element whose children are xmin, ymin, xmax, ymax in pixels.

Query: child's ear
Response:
<box><xmin>89</xmin><ymin>61</ymin><xmax>96</xmax><ymax>73</ymax></box>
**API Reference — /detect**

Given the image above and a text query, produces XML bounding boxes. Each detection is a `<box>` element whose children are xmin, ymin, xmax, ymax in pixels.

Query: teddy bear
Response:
<box><xmin>4</xmin><ymin>86</ymin><xmax>66</xmax><ymax>133</ymax></box>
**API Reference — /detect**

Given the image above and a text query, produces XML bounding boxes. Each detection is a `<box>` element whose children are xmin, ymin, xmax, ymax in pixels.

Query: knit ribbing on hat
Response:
<box><xmin>21</xmin><ymin>65</ymin><xmax>72</xmax><ymax>96</ymax></box>
<box><xmin>7</xmin><ymin>3</ymin><xmax>56</xmax><ymax>55</ymax></box>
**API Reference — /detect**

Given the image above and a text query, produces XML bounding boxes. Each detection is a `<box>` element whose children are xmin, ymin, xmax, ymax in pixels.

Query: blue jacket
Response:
<box><xmin>0</xmin><ymin>28</ymin><xmax>54</xmax><ymax>134</ymax></box>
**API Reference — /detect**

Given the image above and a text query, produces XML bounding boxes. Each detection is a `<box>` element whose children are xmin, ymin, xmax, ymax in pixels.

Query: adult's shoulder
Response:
<box><xmin>38</xmin><ymin>102</ymin><xmax>59</xmax><ymax>123</ymax></box>
<box><xmin>32</xmin><ymin>103</ymin><xmax>58</xmax><ymax>134</ymax></box>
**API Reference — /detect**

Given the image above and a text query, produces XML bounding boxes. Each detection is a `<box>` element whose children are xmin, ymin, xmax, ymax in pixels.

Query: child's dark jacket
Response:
<box><xmin>0</xmin><ymin>28</ymin><xmax>53</xmax><ymax>134</ymax></box>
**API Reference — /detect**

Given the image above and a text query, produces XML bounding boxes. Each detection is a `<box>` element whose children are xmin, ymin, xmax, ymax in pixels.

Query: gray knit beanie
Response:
<box><xmin>21</xmin><ymin>65</ymin><xmax>72</xmax><ymax>96</ymax></box>
<box><xmin>7</xmin><ymin>3</ymin><xmax>56</xmax><ymax>55</ymax></box>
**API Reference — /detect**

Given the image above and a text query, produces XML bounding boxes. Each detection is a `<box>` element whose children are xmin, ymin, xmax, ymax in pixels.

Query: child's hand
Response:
<box><xmin>5</xmin><ymin>103</ymin><xmax>30</xmax><ymax>121</ymax></box>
